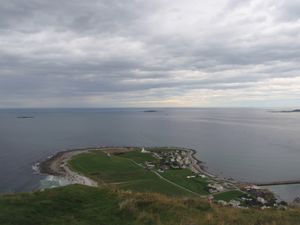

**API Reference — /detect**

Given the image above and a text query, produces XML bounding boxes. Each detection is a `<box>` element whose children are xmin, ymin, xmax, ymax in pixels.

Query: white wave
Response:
<box><xmin>39</xmin><ymin>175</ymin><xmax>73</xmax><ymax>189</ymax></box>
<box><xmin>32</xmin><ymin>162</ymin><xmax>40</xmax><ymax>174</ymax></box>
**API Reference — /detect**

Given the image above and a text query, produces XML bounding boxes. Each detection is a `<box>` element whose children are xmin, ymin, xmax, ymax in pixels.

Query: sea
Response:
<box><xmin>0</xmin><ymin>108</ymin><xmax>299</xmax><ymax>202</ymax></box>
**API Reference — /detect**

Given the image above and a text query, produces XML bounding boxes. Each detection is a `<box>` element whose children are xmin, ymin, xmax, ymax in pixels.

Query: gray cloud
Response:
<box><xmin>0</xmin><ymin>0</ymin><xmax>300</xmax><ymax>107</ymax></box>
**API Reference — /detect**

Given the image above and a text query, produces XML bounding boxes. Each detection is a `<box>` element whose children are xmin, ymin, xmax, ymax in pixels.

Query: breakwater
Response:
<box><xmin>255</xmin><ymin>180</ymin><xmax>300</xmax><ymax>186</ymax></box>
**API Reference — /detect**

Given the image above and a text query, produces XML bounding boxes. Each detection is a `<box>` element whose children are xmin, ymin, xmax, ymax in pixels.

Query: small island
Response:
<box><xmin>291</xmin><ymin>109</ymin><xmax>300</xmax><ymax>112</ymax></box>
<box><xmin>16</xmin><ymin>116</ymin><xmax>34</xmax><ymax>119</ymax></box>
<box><xmin>143</xmin><ymin>110</ymin><xmax>158</xmax><ymax>113</ymax></box>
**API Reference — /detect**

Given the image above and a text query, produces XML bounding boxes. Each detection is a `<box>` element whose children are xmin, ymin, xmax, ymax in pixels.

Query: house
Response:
<box><xmin>217</xmin><ymin>200</ymin><xmax>228</xmax><ymax>206</ymax></box>
<box><xmin>244</xmin><ymin>185</ymin><xmax>260</xmax><ymax>190</ymax></box>
<box><xmin>229</xmin><ymin>200</ymin><xmax>240</xmax><ymax>208</ymax></box>
<box><xmin>145</xmin><ymin>161</ymin><xmax>155</xmax><ymax>169</ymax></box>
<box><xmin>208</xmin><ymin>183</ymin><xmax>224</xmax><ymax>192</ymax></box>
<box><xmin>257</xmin><ymin>197</ymin><xmax>267</xmax><ymax>204</ymax></box>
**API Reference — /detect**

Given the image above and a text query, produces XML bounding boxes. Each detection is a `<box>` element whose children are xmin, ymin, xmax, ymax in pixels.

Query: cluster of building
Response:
<box><xmin>141</xmin><ymin>148</ymin><xmax>289</xmax><ymax>209</ymax></box>
<box><xmin>151</xmin><ymin>150</ymin><xmax>192</xmax><ymax>171</ymax></box>
<box><xmin>241</xmin><ymin>185</ymin><xmax>280</xmax><ymax>208</ymax></box>
<box><xmin>216</xmin><ymin>185</ymin><xmax>287</xmax><ymax>209</ymax></box>
<box><xmin>143</xmin><ymin>149</ymin><xmax>226</xmax><ymax>194</ymax></box>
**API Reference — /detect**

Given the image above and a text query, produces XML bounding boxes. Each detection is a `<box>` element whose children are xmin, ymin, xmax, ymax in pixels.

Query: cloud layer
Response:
<box><xmin>1</xmin><ymin>0</ymin><xmax>300</xmax><ymax>107</ymax></box>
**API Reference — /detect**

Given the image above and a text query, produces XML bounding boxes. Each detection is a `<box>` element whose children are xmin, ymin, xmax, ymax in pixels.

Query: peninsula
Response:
<box><xmin>40</xmin><ymin>146</ymin><xmax>284</xmax><ymax>209</ymax></box>
<box><xmin>1</xmin><ymin>146</ymin><xmax>300</xmax><ymax>225</ymax></box>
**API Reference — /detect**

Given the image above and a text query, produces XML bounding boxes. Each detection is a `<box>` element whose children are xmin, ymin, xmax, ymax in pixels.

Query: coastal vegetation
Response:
<box><xmin>214</xmin><ymin>190</ymin><xmax>245</xmax><ymax>202</ymax></box>
<box><xmin>1</xmin><ymin>184</ymin><xmax>300</xmax><ymax>225</ymax></box>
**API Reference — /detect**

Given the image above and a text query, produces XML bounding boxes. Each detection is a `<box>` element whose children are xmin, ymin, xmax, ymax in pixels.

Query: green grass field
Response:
<box><xmin>116</xmin><ymin>150</ymin><xmax>157</xmax><ymax>163</ymax></box>
<box><xmin>147</xmin><ymin>147</ymin><xmax>177</xmax><ymax>152</ymax></box>
<box><xmin>161</xmin><ymin>169</ymin><xmax>210</xmax><ymax>195</ymax></box>
<box><xmin>214</xmin><ymin>190</ymin><xmax>245</xmax><ymax>202</ymax></box>
<box><xmin>69</xmin><ymin>151</ymin><xmax>194</xmax><ymax>196</ymax></box>
<box><xmin>1</xmin><ymin>185</ymin><xmax>300</xmax><ymax>225</ymax></box>
<box><xmin>70</xmin><ymin>151</ymin><xmax>149</xmax><ymax>182</ymax></box>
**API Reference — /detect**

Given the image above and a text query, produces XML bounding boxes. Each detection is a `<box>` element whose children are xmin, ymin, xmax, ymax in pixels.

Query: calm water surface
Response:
<box><xmin>0</xmin><ymin>108</ymin><xmax>299</xmax><ymax>201</ymax></box>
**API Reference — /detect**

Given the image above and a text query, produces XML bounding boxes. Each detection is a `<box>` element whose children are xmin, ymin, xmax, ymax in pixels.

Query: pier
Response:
<box><xmin>255</xmin><ymin>180</ymin><xmax>300</xmax><ymax>186</ymax></box>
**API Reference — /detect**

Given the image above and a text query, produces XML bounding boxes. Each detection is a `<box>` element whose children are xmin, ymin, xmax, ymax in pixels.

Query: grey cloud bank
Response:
<box><xmin>0</xmin><ymin>0</ymin><xmax>300</xmax><ymax>107</ymax></box>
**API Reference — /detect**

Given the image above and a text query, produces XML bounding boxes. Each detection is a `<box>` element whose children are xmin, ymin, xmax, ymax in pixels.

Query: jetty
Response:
<box><xmin>255</xmin><ymin>180</ymin><xmax>300</xmax><ymax>186</ymax></box>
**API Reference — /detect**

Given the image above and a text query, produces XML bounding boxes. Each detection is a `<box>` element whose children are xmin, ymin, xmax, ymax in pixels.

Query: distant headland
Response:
<box><xmin>271</xmin><ymin>109</ymin><xmax>300</xmax><ymax>113</ymax></box>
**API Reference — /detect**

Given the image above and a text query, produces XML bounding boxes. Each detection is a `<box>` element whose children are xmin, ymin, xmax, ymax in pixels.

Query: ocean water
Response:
<box><xmin>0</xmin><ymin>108</ymin><xmax>299</xmax><ymax>201</ymax></box>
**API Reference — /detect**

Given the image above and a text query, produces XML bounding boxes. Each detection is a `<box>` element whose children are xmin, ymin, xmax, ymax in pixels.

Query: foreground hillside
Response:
<box><xmin>1</xmin><ymin>185</ymin><xmax>300</xmax><ymax>225</ymax></box>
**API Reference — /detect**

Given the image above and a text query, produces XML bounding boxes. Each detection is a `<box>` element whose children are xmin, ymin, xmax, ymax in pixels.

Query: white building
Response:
<box><xmin>208</xmin><ymin>183</ymin><xmax>224</xmax><ymax>192</ymax></box>
<box><xmin>257</xmin><ymin>197</ymin><xmax>267</xmax><ymax>204</ymax></box>
<box><xmin>141</xmin><ymin>147</ymin><xmax>150</xmax><ymax>153</ymax></box>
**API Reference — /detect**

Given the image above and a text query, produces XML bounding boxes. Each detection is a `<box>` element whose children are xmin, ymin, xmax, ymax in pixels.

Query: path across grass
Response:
<box><xmin>69</xmin><ymin>151</ymin><xmax>196</xmax><ymax>196</ymax></box>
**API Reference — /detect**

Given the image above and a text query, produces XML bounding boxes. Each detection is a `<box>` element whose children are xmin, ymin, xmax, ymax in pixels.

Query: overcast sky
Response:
<box><xmin>0</xmin><ymin>0</ymin><xmax>300</xmax><ymax>108</ymax></box>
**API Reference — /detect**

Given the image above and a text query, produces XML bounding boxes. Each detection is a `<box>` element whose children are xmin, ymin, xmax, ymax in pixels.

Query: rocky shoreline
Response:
<box><xmin>40</xmin><ymin>148</ymin><xmax>98</xmax><ymax>187</ymax></box>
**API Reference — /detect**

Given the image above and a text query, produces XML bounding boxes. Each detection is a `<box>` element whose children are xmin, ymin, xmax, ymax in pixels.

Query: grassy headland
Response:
<box><xmin>69</xmin><ymin>150</ymin><xmax>195</xmax><ymax>196</ymax></box>
<box><xmin>69</xmin><ymin>149</ymin><xmax>247</xmax><ymax>202</ymax></box>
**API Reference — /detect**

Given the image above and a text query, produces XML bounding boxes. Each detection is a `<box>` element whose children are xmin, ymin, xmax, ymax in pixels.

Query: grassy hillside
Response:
<box><xmin>214</xmin><ymin>190</ymin><xmax>245</xmax><ymax>202</ymax></box>
<box><xmin>1</xmin><ymin>185</ymin><xmax>300</xmax><ymax>225</ymax></box>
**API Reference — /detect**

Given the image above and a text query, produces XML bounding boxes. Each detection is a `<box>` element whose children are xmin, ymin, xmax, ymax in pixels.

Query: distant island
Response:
<box><xmin>271</xmin><ymin>109</ymin><xmax>300</xmax><ymax>113</ymax></box>
<box><xmin>282</xmin><ymin>109</ymin><xmax>300</xmax><ymax>113</ymax></box>
<box><xmin>143</xmin><ymin>110</ymin><xmax>158</xmax><ymax>113</ymax></box>
<box><xmin>16</xmin><ymin>116</ymin><xmax>34</xmax><ymax>119</ymax></box>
